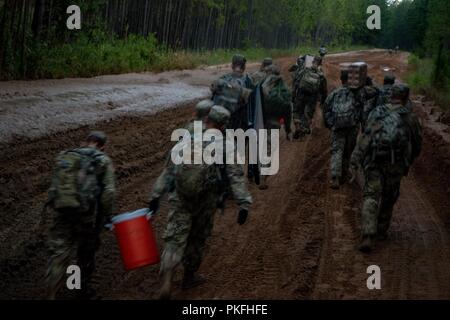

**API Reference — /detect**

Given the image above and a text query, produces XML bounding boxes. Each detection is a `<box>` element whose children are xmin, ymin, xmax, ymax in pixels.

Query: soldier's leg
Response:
<box><xmin>330</xmin><ymin>130</ymin><xmax>345</xmax><ymax>187</ymax></box>
<box><xmin>302</xmin><ymin>95</ymin><xmax>317</xmax><ymax>133</ymax></box>
<box><xmin>76</xmin><ymin>212</ymin><xmax>99</xmax><ymax>297</ymax></box>
<box><xmin>293</xmin><ymin>98</ymin><xmax>305</xmax><ymax>139</ymax></box>
<box><xmin>378</xmin><ymin>171</ymin><xmax>402</xmax><ymax>237</ymax></box>
<box><xmin>159</xmin><ymin>194</ymin><xmax>192</xmax><ymax>299</ymax></box>
<box><xmin>342</xmin><ymin>127</ymin><xmax>359</xmax><ymax>182</ymax></box>
<box><xmin>46</xmin><ymin>212</ymin><xmax>77</xmax><ymax>299</ymax></box>
<box><xmin>182</xmin><ymin>206</ymin><xmax>216</xmax><ymax>289</ymax></box>
<box><xmin>359</xmin><ymin>168</ymin><xmax>383</xmax><ymax>252</ymax></box>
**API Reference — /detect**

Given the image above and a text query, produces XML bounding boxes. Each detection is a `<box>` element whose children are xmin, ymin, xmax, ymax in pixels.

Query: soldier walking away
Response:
<box><xmin>293</xmin><ymin>56</ymin><xmax>328</xmax><ymax>139</ymax></box>
<box><xmin>359</xmin><ymin>76</ymin><xmax>381</xmax><ymax>132</ymax></box>
<box><xmin>251</xmin><ymin>57</ymin><xmax>273</xmax><ymax>86</ymax></box>
<box><xmin>351</xmin><ymin>84</ymin><xmax>422</xmax><ymax>253</ymax></box>
<box><xmin>319</xmin><ymin>45</ymin><xmax>328</xmax><ymax>58</ymax></box>
<box><xmin>210</xmin><ymin>54</ymin><xmax>254</xmax><ymax>130</ymax></box>
<box><xmin>377</xmin><ymin>73</ymin><xmax>396</xmax><ymax>105</ymax></box>
<box><xmin>259</xmin><ymin>65</ymin><xmax>293</xmax><ymax>190</ymax></box>
<box><xmin>323</xmin><ymin>70</ymin><xmax>362</xmax><ymax>189</ymax></box>
<box><xmin>150</xmin><ymin>106</ymin><xmax>252</xmax><ymax>300</ymax></box>
<box><xmin>45</xmin><ymin>131</ymin><xmax>116</xmax><ymax>299</ymax></box>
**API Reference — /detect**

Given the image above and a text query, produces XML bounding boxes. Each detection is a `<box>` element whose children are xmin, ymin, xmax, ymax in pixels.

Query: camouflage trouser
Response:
<box><xmin>46</xmin><ymin>209</ymin><xmax>100</xmax><ymax>297</ymax></box>
<box><xmin>361</xmin><ymin>164</ymin><xmax>405</xmax><ymax>236</ymax></box>
<box><xmin>293</xmin><ymin>93</ymin><xmax>318</xmax><ymax>132</ymax></box>
<box><xmin>330</xmin><ymin>127</ymin><xmax>359</xmax><ymax>180</ymax></box>
<box><xmin>160</xmin><ymin>192</ymin><xmax>217</xmax><ymax>275</ymax></box>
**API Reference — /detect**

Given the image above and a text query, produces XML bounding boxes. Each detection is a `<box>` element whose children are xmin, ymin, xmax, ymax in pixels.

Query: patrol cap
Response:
<box><xmin>87</xmin><ymin>131</ymin><xmax>107</xmax><ymax>146</ymax></box>
<box><xmin>232</xmin><ymin>54</ymin><xmax>247</xmax><ymax>67</ymax></box>
<box><xmin>208</xmin><ymin>106</ymin><xmax>231</xmax><ymax>126</ymax></box>
<box><xmin>195</xmin><ymin>99</ymin><xmax>215</xmax><ymax>118</ymax></box>
<box><xmin>384</xmin><ymin>73</ymin><xmax>396</xmax><ymax>85</ymax></box>
<box><xmin>262</xmin><ymin>57</ymin><xmax>273</xmax><ymax>67</ymax></box>
<box><xmin>391</xmin><ymin>84</ymin><xmax>410</xmax><ymax>100</ymax></box>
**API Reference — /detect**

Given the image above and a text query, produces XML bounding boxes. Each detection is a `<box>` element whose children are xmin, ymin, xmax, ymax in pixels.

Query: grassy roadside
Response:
<box><xmin>407</xmin><ymin>54</ymin><xmax>450</xmax><ymax>111</ymax></box>
<box><xmin>2</xmin><ymin>33</ymin><xmax>369</xmax><ymax>80</ymax></box>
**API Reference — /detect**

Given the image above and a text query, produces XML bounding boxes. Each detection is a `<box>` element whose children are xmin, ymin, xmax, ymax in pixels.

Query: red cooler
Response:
<box><xmin>112</xmin><ymin>208</ymin><xmax>160</xmax><ymax>271</ymax></box>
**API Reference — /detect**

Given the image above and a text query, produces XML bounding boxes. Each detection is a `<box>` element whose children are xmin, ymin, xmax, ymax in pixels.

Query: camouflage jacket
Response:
<box><xmin>377</xmin><ymin>84</ymin><xmax>394</xmax><ymax>105</ymax></box>
<box><xmin>251</xmin><ymin>70</ymin><xmax>269</xmax><ymax>86</ymax></box>
<box><xmin>358</xmin><ymin>85</ymin><xmax>380</xmax><ymax>130</ymax></box>
<box><xmin>351</xmin><ymin>103</ymin><xmax>422</xmax><ymax>171</ymax></box>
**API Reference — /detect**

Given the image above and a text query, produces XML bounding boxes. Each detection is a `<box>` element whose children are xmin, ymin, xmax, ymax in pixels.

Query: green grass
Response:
<box><xmin>407</xmin><ymin>54</ymin><xmax>450</xmax><ymax>111</ymax></box>
<box><xmin>2</xmin><ymin>33</ymin><xmax>370</xmax><ymax>80</ymax></box>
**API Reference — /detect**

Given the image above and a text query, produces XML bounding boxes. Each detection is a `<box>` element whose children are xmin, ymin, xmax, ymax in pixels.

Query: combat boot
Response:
<box><xmin>158</xmin><ymin>270</ymin><xmax>173</xmax><ymax>300</ymax></box>
<box><xmin>182</xmin><ymin>271</ymin><xmax>207</xmax><ymax>290</ymax></box>
<box><xmin>358</xmin><ymin>235</ymin><xmax>375</xmax><ymax>253</ymax></box>
<box><xmin>330</xmin><ymin>177</ymin><xmax>340</xmax><ymax>190</ymax></box>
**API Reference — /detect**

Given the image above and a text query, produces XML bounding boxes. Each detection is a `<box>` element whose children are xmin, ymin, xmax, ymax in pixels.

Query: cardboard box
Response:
<box><xmin>348</xmin><ymin>62</ymin><xmax>368</xmax><ymax>88</ymax></box>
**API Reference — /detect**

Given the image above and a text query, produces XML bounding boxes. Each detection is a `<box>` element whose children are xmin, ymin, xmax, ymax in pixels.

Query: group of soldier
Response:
<box><xmin>43</xmin><ymin>47</ymin><xmax>422</xmax><ymax>300</ymax></box>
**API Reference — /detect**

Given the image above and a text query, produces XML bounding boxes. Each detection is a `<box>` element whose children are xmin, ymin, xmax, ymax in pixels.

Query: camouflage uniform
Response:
<box><xmin>46</xmin><ymin>146</ymin><xmax>115</xmax><ymax>298</ymax></box>
<box><xmin>351</xmin><ymin>87</ymin><xmax>422</xmax><ymax>240</ymax></box>
<box><xmin>251</xmin><ymin>58</ymin><xmax>273</xmax><ymax>86</ymax></box>
<box><xmin>212</xmin><ymin>55</ymin><xmax>254</xmax><ymax>130</ymax></box>
<box><xmin>358</xmin><ymin>81</ymin><xmax>380</xmax><ymax>131</ymax></box>
<box><xmin>259</xmin><ymin>67</ymin><xmax>293</xmax><ymax>189</ymax></box>
<box><xmin>323</xmin><ymin>86</ymin><xmax>361</xmax><ymax>183</ymax></box>
<box><xmin>293</xmin><ymin>65</ymin><xmax>328</xmax><ymax>134</ymax></box>
<box><xmin>151</xmin><ymin>106</ymin><xmax>252</xmax><ymax>293</ymax></box>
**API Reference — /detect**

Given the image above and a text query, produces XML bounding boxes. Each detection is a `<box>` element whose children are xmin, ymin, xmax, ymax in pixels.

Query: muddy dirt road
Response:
<box><xmin>1</xmin><ymin>50</ymin><xmax>449</xmax><ymax>299</ymax></box>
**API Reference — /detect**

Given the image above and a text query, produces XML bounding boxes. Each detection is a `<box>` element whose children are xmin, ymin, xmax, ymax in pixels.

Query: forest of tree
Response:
<box><xmin>0</xmin><ymin>0</ymin><xmax>448</xmax><ymax>83</ymax></box>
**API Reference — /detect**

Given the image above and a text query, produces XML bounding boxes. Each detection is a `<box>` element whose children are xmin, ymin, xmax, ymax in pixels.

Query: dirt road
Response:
<box><xmin>0</xmin><ymin>50</ymin><xmax>449</xmax><ymax>299</ymax></box>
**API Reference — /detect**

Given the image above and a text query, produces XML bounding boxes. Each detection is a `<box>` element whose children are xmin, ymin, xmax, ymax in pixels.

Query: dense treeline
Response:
<box><xmin>0</xmin><ymin>0</ymin><xmax>448</xmax><ymax>83</ymax></box>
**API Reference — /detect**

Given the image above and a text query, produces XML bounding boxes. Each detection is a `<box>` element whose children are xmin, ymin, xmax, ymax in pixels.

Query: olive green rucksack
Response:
<box><xmin>49</xmin><ymin>149</ymin><xmax>101</xmax><ymax>212</ymax></box>
<box><xmin>173</xmin><ymin>138</ymin><xmax>220</xmax><ymax>201</ymax></box>
<box><xmin>261</xmin><ymin>75</ymin><xmax>292</xmax><ymax>111</ymax></box>
<box><xmin>367</xmin><ymin>104</ymin><xmax>410</xmax><ymax>163</ymax></box>
<box><xmin>211</xmin><ymin>75</ymin><xmax>245</xmax><ymax>114</ymax></box>
<box><xmin>298</xmin><ymin>68</ymin><xmax>321</xmax><ymax>94</ymax></box>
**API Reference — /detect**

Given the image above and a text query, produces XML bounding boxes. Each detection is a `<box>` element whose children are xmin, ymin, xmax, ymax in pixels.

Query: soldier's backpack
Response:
<box><xmin>173</xmin><ymin>139</ymin><xmax>219</xmax><ymax>201</ymax></box>
<box><xmin>49</xmin><ymin>149</ymin><xmax>101</xmax><ymax>212</ymax></box>
<box><xmin>211</xmin><ymin>74</ymin><xmax>246</xmax><ymax>114</ymax></box>
<box><xmin>367</xmin><ymin>105</ymin><xmax>410</xmax><ymax>162</ymax></box>
<box><xmin>298</xmin><ymin>68</ymin><xmax>321</xmax><ymax>94</ymax></box>
<box><xmin>261</xmin><ymin>75</ymin><xmax>292</xmax><ymax>111</ymax></box>
<box><xmin>331</xmin><ymin>88</ymin><xmax>359</xmax><ymax>129</ymax></box>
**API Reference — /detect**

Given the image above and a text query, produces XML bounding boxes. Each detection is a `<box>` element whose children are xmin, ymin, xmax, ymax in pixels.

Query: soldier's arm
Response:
<box><xmin>99</xmin><ymin>157</ymin><xmax>116</xmax><ymax>220</ymax></box>
<box><xmin>225</xmin><ymin>163</ymin><xmax>252</xmax><ymax>210</ymax></box>
<box><xmin>322</xmin><ymin>92</ymin><xmax>334</xmax><ymax>129</ymax></box>
<box><xmin>150</xmin><ymin>156</ymin><xmax>175</xmax><ymax>201</ymax></box>
<box><xmin>351</xmin><ymin>129</ymin><xmax>371</xmax><ymax>168</ymax></box>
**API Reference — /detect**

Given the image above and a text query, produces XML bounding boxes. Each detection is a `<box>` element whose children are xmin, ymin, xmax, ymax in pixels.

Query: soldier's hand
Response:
<box><xmin>148</xmin><ymin>199</ymin><xmax>160</xmax><ymax>215</ymax></box>
<box><xmin>237</xmin><ymin>208</ymin><xmax>249</xmax><ymax>226</ymax></box>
